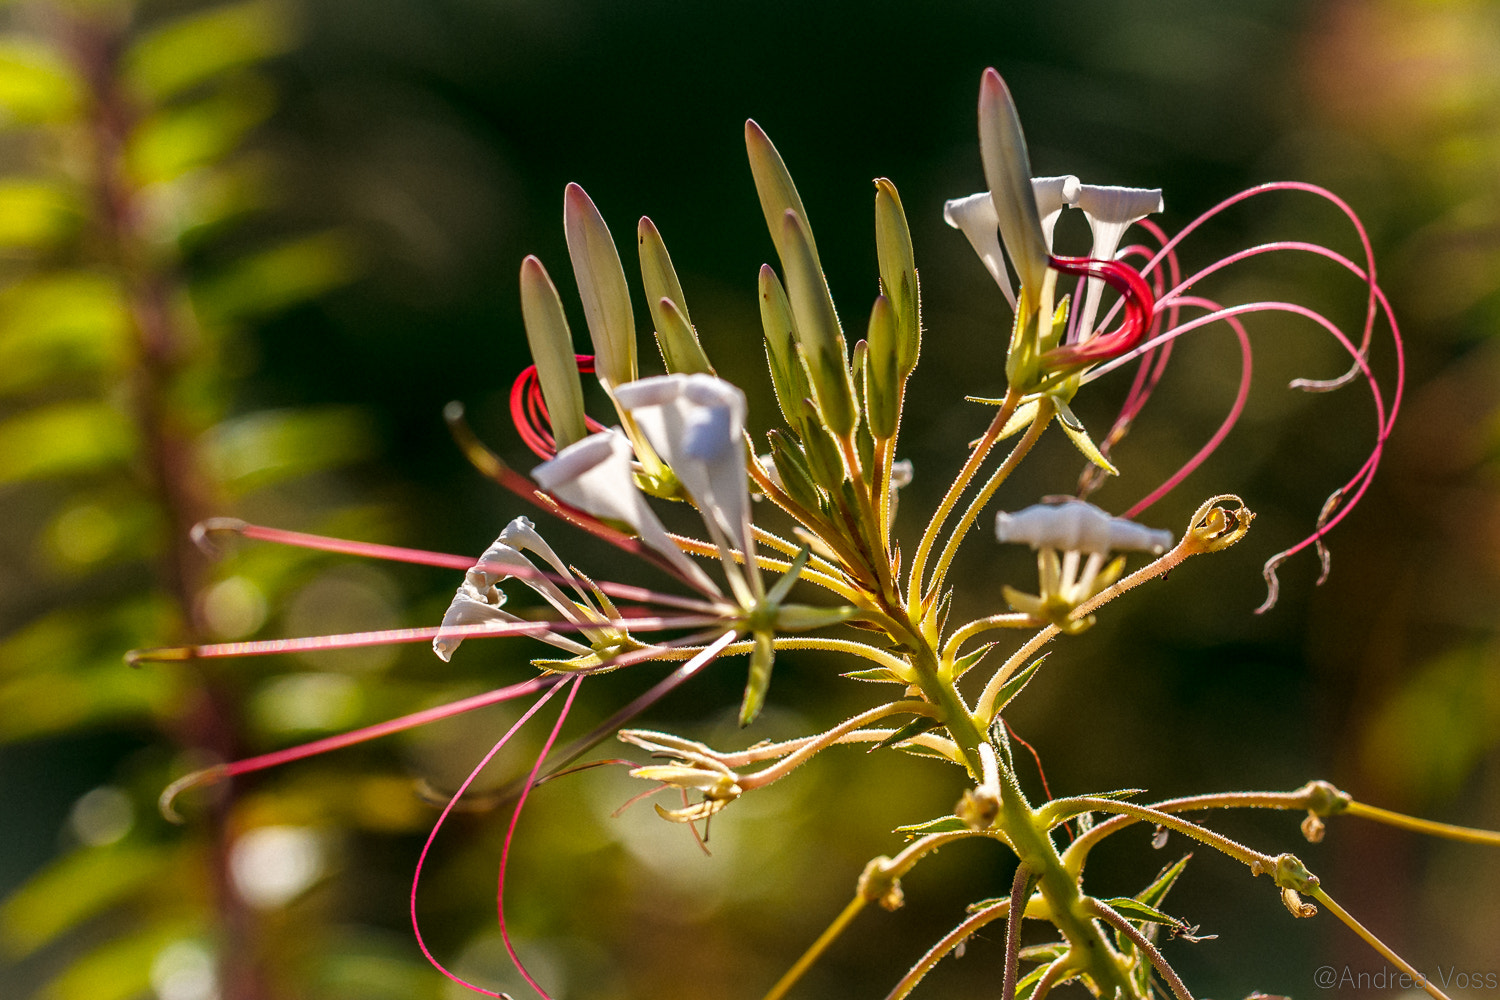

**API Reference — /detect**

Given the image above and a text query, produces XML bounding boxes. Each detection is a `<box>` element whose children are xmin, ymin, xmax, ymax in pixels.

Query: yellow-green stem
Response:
<box><xmin>760</xmin><ymin>895</ymin><xmax>867</xmax><ymax>1000</ymax></box>
<box><xmin>1308</xmin><ymin>886</ymin><xmax>1453</xmax><ymax>1000</ymax></box>
<box><xmin>925</xmin><ymin>399</ymin><xmax>1053</xmax><ymax>606</ymax></box>
<box><xmin>908</xmin><ymin>388</ymin><xmax>1022</xmax><ymax>608</ymax></box>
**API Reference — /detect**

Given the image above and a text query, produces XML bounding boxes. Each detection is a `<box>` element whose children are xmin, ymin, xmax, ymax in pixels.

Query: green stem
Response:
<box><xmin>760</xmin><ymin>895</ymin><xmax>867</xmax><ymax>1000</ymax></box>
<box><xmin>908</xmin><ymin>388</ymin><xmax>1022</xmax><ymax>608</ymax></box>
<box><xmin>1308</xmin><ymin>886</ymin><xmax>1453</xmax><ymax>1000</ymax></box>
<box><xmin>925</xmin><ymin>399</ymin><xmax>1052</xmax><ymax>607</ymax></box>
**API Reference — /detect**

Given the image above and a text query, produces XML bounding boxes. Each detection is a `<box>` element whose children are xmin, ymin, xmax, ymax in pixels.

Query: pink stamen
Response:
<box><xmin>497</xmin><ymin>675</ymin><xmax>585</xmax><ymax>999</ymax></box>
<box><xmin>160</xmin><ymin>673</ymin><xmax>566</xmax><ymax>821</ymax></box>
<box><xmin>410</xmin><ymin>677</ymin><xmax>576</xmax><ymax>997</ymax></box>
<box><xmin>1042</xmin><ymin>256</ymin><xmax>1156</xmax><ymax>368</ymax></box>
<box><xmin>203</xmin><ymin>519</ymin><xmax>721</xmax><ymax>615</ymax></box>
<box><xmin>1121</xmin><ymin>295</ymin><xmax>1252</xmax><ymax>519</ymax></box>
<box><xmin>129</xmin><ymin>615</ymin><xmax>718</xmax><ymax>665</ymax></box>
<box><xmin>509</xmin><ymin>355</ymin><xmax>608</xmax><ymax>460</ymax></box>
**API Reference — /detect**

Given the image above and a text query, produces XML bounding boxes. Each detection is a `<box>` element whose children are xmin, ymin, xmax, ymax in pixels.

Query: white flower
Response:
<box><xmin>432</xmin><ymin>516</ymin><xmax>595</xmax><ymax>661</ymax></box>
<box><xmin>532</xmin><ymin>428</ymin><xmax>718</xmax><ymax>594</ymax></box>
<box><xmin>945</xmin><ymin>175</ymin><xmax>1161</xmax><ymax>341</ymax></box>
<box><xmin>613</xmin><ymin>374</ymin><xmax>760</xmax><ymax>603</ymax></box>
<box><xmin>994</xmin><ymin>499</ymin><xmax>1172</xmax><ymax>630</ymax></box>
<box><xmin>995</xmin><ymin>498</ymin><xmax>1171</xmax><ymax>555</ymax></box>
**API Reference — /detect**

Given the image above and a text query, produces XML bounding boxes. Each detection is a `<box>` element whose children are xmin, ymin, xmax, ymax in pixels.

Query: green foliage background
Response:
<box><xmin>1</xmin><ymin>1</ymin><xmax>1497</xmax><ymax>998</ymax></box>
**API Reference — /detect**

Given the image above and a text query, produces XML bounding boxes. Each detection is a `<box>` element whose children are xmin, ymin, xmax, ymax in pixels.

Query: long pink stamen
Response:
<box><xmin>198</xmin><ymin>518</ymin><xmax>722</xmax><ymax>615</ymax></box>
<box><xmin>128</xmin><ymin>615</ymin><xmax>718</xmax><ymax>665</ymax></box>
<box><xmin>1042</xmin><ymin>255</ymin><xmax>1156</xmax><ymax>368</ymax></box>
<box><xmin>159</xmin><ymin>673</ymin><xmax>567</xmax><ymax>821</ymax></box>
<box><xmin>410</xmin><ymin>678</ymin><xmax>575</xmax><ymax>997</ymax></box>
<box><xmin>497</xmin><ymin>675</ymin><xmax>585</xmax><ymax>999</ymax></box>
<box><xmin>1121</xmin><ymin>295</ymin><xmax>1252</xmax><ymax>518</ymax></box>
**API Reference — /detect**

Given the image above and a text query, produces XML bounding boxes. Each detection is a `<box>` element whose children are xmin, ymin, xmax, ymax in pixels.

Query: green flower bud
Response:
<box><xmin>563</xmin><ymin>183</ymin><xmax>636</xmax><ymax>389</ymax></box>
<box><xmin>518</xmin><ymin>255</ymin><xmax>588</xmax><ymax>451</ymax></box>
<box><xmin>779</xmin><ymin>210</ymin><xmax>855</xmax><ymax>437</ymax></box>
<box><xmin>638</xmin><ymin>216</ymin><xmax>713</xmax><ymax>375</ymax></box>
<box><xmin>865</xmin><ymin>294</ymin><xmax>900</xmax><ymax>440</ymax></box>
<box><xmin>873</xmin><ymin>178</ymin><xmax>919</xmax><ymax>377</ymax></box>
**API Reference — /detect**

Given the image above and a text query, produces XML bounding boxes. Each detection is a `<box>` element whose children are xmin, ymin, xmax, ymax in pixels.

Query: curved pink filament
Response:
<box><xmin>1120</xmin><ymin>294</ymin><xmax>1252</xmax><ymax>519</ymax></box>
<box><xmin>509</xmin><ymin>355</ymin><xmax>607</xmax><ymax>460</ymax></box>
<box><xmin>410</xmin><ymin>677</ymin><xmax>577</xmax><ymax>998</ymax></box>
<box><xmin>1042</xmin><ymin>256</ymin><xmax>1156</xmax><ymax>367</ymax></box>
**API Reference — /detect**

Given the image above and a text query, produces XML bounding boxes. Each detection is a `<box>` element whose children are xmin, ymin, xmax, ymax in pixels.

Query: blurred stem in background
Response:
<box><xmin>0</xmin><ymin>2</ymin><xmax>361</xmax><ymax>997</ymax></box>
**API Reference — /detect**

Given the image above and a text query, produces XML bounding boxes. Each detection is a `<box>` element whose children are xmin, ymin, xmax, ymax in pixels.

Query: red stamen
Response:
<box><xmin>508</xmin><ymin>355</ymin><xmax>607</xmax><ymax>460</ymax></box>
<box><xmin>1041</xmin><ymin>256</ymin><xmax>1156</xmax><ymax>369</ymax></box>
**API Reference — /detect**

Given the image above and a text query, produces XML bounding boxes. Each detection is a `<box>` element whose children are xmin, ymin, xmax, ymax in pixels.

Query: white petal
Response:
<box><xmin>533</xmin><ymin>429</ymin><xmax>717</xmax><ymax>593</ymax></box>
<box><xmin>995</xmin><ymin>499</ymin><xmax>1171</xmax><ymax>555</ymax></box>
<box><xmin>944</xmin><ymin>192</ymin><xmax>1015</xmax><ymax>308</ymax></box>
<box><xmin>615</xmin><ymin>374</ymin><xmax>755</xmax><ymax>601</ymax></box>
<box><xmin>1073</xmin><ymin>184</ymin><xmax>1164</xmax><ymax>340</ymax></box>
<box><xmin>432</xmin><ymin>583</ymin><xmax>515</xmax><ymax>662</ymax></box>
<box><xmin>1032</xmin><ymin>175</ymin><xmax>1080</xmax><ymax>252</ymax></box>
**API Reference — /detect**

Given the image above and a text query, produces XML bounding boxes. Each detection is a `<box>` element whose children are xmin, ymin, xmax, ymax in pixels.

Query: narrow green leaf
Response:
<box><xmin>0</xmin><ymin>844</ymin><xmax>172</xmax><ymax>956</ymax></box>
<box><xmin>0</xmin><ymin>37</ymin><xmax>80</xmax><ymax>123</ymax></box>
<box><xmin>739</xmin><ymin>630</ymin><xmax>775</xmax><ymax>727</ymax></box>
<box><xmin>0</xmin><ymin>178</ymin><xmax>80</xmax><ymax>248</ymax></box>
<box><xmin>990</xmin><ymin>652</ymin><xmax>1049</xmax><ymax>715</ymax></box>
<box><xmin>564</xmin><ymin>183</ymin><xmax>636</xmax><ymax>389</ymax></box>
<box><xmin>128</xmin><ymin>78</ymin><xmax>276</xmax><ymax>184</ymax></box>
<box><xmin>1101</xmin><ymin>896</ymin><xmax>1187</xmax><ymax>929</ymax></box>
<box><xmin>871</xmin><ymin>715</ymin><xmax>941</xmax><ymax>752</ymax></box>
<box><xmin>0</xmin><ymin>402</ymin><xmax>134</xmax><ymax>485</ymax></box>
<box><xmin>519</xmin><ymin>255</ymin><xmax>588</xmax><ymax>451</ymax></box>
<box><xmin>192</xmin><ymin>231</ymin><xmax>358</xmax><ymax>324</ymax></box>
<box><xmin>1136</xmin><ymin>854</ymin><xmax>1193</xmax><ymax>910</ymax></box>
<box><xmin>893</xmin><ymin>815</ymin><xmax>970</xmax><ymax>836</ymax></box>
<box><xmin>840</xmin><ymin>667</ymin><xmax>908</xmax><ymax>683</ymax></box>
<box><xmin>950</xmin><ymin>642</ymin><xmax>996</xmax><ymax>681</ymax></box>
<box><xmin>1055</xmin><ymin>400</ymin><xmax>1118</xmax><ymax>476</ymax></box>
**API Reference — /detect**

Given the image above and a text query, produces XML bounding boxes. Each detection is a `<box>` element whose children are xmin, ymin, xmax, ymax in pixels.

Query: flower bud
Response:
<box><xmin>518</xmin><ymin>255</ymin><xmax>588</xmax><ymax>451</ymax></box>
<box><xmin>564</xmin><ymin>183</ymin><xmax>636</xmax><ymax>389</ymax></box>
<box><xmin>873</xmin><ymin>178</ymin><xmax>919</xmax><ymax>377</ymax></box>
<box><xmin>978</xmin><ymin>68</ymin><xmax>1049</xmax><ymax>303</ymax></box>
<box><xmin>638</xmin><ymin>217</ymin><xmax>714</xmax><ymax>375</ymax></box>
<box><xmin>780</xmin><ymin>210</ymin><xmax>856</xmax><ymax>437</ymax></box>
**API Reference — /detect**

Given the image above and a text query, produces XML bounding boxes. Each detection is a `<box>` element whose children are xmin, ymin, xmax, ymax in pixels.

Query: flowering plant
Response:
<box><xmin>132</xmin><ymin>67</ymin><xmax>1497</xmax><ymax>1000</ymax></box>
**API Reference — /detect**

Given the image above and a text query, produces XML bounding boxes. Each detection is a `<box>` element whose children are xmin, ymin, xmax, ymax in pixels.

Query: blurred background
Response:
<box><xmin>1</xmin><ymin>0</ymin><xmax>1497</xmax><ymax>997</ymax></box>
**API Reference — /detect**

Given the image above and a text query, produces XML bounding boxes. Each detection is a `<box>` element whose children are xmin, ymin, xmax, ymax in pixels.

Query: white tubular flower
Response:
<box><xmin>1072</xmin><ymin>184</ymin><xmax>1164</xmax><ymax>340</ymax></box>
<box><xmin>943</xmin><ymin>177</ymin><xmax>1080</xmax><ymax>311</ymax></box>
<box><xmin>613</xmin><ymin>374</ymin><xmax>760</xmax><ymax>604</ymax></box>
<box><xmin>533</xmin><ymin>429</ymin><xmax>718</xmax><ymax>594</ymax></box>
<box><xmin>994</xmin><ymin>499</ymin><xmax>1172</xmax><ymax>632</ymax></box>
<box><xmin>1032</xmin><ymin>175</ymin><xmax>1081</xmax><ymax>250</ymax></box>
<box><xmin>944</xmin><ymin>191</ymin><xmax>1015</xmax><ymax>308</ymax></box>
<box><xmin>433</xmin><ymin>516</ymin><xmax>593</xmax><ymax>662</ymax></box>
<box><xmin>996</xmin><ymin>499</ymin><xmax>1171</xmax><ymax>555</ymax></box>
